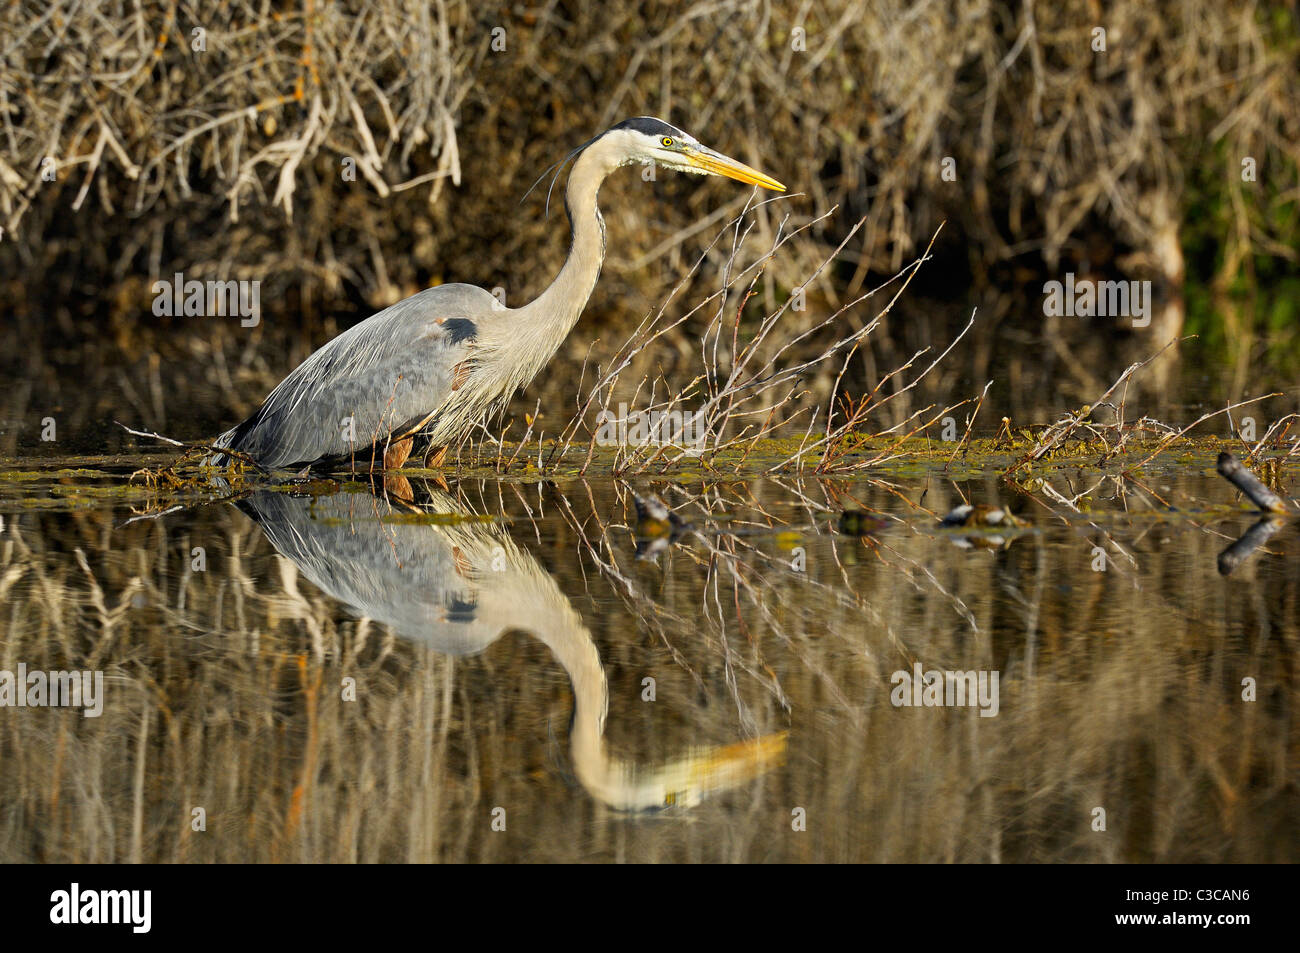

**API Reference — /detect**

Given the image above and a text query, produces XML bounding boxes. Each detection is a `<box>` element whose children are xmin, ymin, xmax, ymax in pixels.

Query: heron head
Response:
<box><xmin>605</xmin><ymin>117</ymin><xmax>786</xmax><ymax>192</ymax></box>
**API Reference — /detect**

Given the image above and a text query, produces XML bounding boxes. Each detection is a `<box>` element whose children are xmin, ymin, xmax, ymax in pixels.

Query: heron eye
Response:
<box><xmin>661</xmin><ymin>136</ymin><xmax>674</xmax><ymax>147</ymax></box>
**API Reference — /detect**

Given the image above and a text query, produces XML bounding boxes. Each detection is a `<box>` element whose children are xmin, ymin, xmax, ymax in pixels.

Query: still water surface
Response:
<box><xmin>0</xmin><ymin>461</ymin><xmax>1294</xmax><ymax>862</ymax></box>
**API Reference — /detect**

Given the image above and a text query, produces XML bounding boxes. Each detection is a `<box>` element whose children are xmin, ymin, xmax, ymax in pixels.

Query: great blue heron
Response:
<box><xmin>208</xmin><ymin>117</ymin><xmax>784</xmax><ymax>471</ymax></box>
<box><xmin>237</xmin><ymin>484</ymin><xmax>787</xmax><ymax>810</ymax></box>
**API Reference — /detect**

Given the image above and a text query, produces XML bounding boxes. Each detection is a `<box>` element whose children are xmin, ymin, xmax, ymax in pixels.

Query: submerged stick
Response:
<box><xmin>1216</xmin><ymin>452</ymin><xmax>1289</xmax><ymax>514</ymax></box>
<box><xmin>114</xmin><ymin>421</ymin><xmax>264</xmax><ymax>470</ymax></box>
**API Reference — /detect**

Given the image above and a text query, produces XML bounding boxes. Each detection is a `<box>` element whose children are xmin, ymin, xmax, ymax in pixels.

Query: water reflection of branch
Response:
<box><xmin>684</xmin><ymin>477</ymin><xmax>983</xmax><ymax>666</ymax></box>
<box><xmin>1217</xmin><ymin>516</ymin><xmax>1287</xmax><ymax>576</ymax></box>
<box><xmin>1012</xmin><ymin>475</ymin><xmax>1141</xmax><ymax>582</ymax></box>
<box><xmin>609</xmin><ymin>480</ymin><xmax>980</xmax><ymax>719</ymax></box>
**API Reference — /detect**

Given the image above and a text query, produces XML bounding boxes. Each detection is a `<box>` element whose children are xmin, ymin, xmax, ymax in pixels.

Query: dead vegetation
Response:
<box><xmin>3</xmin><ymin>0</ymin><xmax>1300</xmax><ymax>459</ymax></box>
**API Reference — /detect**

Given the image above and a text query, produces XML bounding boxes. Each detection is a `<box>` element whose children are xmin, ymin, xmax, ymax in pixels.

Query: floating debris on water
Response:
<box><xmin>939</xmin><ymin>503</ymin><xmax>1024</xmax><ymax>529</ymax></box>
<box><xmin>938</xmin><ymin>503</ymin><xmax>1026</xmax><ymax>550</ymax></box>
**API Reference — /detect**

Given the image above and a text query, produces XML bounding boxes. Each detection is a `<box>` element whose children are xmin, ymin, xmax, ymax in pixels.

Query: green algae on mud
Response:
<box><xmin>0</xmin><ymin>434</ymin><xmax>1291</xmax><ymax>514</ymax></box>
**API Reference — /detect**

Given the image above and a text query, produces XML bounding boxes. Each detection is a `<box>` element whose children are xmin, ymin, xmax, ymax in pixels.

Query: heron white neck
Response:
<box><xmin>516</xmin><ymin>143</ymin><xmax>612</xmax><ymax>348</ymax></box>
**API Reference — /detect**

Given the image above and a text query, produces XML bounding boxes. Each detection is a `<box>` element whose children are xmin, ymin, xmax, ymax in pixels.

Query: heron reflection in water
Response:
<box><xmin>235</xmin><ymin>484</ymin><xmax>786</xmax><ymax>811</ymax></box>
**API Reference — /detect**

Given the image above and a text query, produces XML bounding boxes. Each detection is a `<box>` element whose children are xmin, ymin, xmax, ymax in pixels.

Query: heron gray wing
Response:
<box><xmin>224</xmin><ymin>284</ymin><xmax>496</xmax><ymax>467</ymax></box>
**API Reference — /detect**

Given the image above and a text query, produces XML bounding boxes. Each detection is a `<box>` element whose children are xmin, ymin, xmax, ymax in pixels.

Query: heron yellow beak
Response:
<box><xmin>664</xmin><ymin>730</ymin><xmax>789</xmax><ymax>807</ymax></box>
<box><xmin>686</xmin><ymin>147</ymin><xmax>786</xmax><ymax>192</ymax></box>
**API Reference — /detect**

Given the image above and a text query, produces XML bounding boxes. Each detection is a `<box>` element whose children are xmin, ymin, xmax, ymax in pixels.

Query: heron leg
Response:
<box><xmin>424</xmin><ymin>445</ymin><xmax>448</xmax><ymax>469</ymax></box>
<box><xmin>383</xmin><ymin>435</ymin><xmax>414</xmax><ymax>470</ymax></box>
